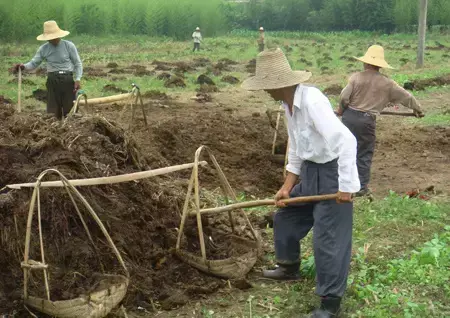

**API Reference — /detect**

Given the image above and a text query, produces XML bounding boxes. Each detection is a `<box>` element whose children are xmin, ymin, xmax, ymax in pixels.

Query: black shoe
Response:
<box><xmin>355</xmin><ymin>188</ymin><xmax>372</xmax><ymax>197</ymax></box>
<box><xmin>262</xmin><ymin>263</ymin><xmax>300</xmax><ymax>281</ymax></box>
<box><xmin>308</xmin><ymin>296</ymin><xmax>341</xmax><ymax>317</ymax></box>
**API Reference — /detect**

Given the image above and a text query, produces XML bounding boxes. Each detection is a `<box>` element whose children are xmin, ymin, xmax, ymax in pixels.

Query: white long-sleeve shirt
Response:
<box><xmin>284</xmin><ymin>85</ymin><xmax>360</xmax><ymax>193</ymax></box>
<box><xmin>192</xmin><ymin>31</ymin><xmax>202</xmax><ymax>43</ymax></box>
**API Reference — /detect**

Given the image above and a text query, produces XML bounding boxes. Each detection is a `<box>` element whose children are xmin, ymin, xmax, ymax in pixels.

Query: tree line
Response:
<box><xmin>0</xmin><ymin>0</ymin><xmax>449</xmax><ymax>41</ymax></box>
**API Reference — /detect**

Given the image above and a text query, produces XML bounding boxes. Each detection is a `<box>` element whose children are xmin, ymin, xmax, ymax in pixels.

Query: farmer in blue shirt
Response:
<box><xmin>13</xmin><ymin>21</ymin><xmax>83</xmax><ymax>119</ymax></box>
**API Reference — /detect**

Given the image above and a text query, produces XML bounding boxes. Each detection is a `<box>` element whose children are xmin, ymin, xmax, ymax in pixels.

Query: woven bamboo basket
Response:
<box><xmin>22</xmin><ymin>169</ymin><xmax>130</xmax><ymax>318</ymax></box>
<box><xmin>175</xmin><ymin>146</ymin><xmax>261</xmax><ymax>279</ymax></box>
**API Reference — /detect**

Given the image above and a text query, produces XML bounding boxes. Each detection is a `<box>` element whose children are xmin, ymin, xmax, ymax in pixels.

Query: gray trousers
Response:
<box><xmin>193</xmin><ymin>43</ymin><xmax>200</xmax><ymax>51</ymax></box>
<box><xmin>46</xmin><ymin>72</ymin><xmax>75</xmax><ymax>119</ymax></box>
<box><xmin>273</xmin><ymin>159</ymin><xmax>353</xmax><ymax>297</ymax></box>
<box><xmin>342</xmin><ymin>108</ymin><xmax>376</xmax><ymax>191</ymax></box>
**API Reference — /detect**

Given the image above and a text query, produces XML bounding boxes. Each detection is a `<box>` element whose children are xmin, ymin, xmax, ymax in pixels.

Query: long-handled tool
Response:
<box><xmin>334</xmin><ymin>110</ymin><xmax>416</xmax><ymax>117</ymax></box>
<box><xmin>17</xmin><ymin>68</ymin><xmax>22</xmax><ymax>113</ymax></box>
<box><xmin>194</xmin><ymin>193</ymin><xmax>338</xmax><ymax>215</ymax></box>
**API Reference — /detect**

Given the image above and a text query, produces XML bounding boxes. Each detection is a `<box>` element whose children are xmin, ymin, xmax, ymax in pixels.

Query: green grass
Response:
<box><xmin>189</xmin><ymin>192</ymin><xmax>450</xmax><ymax>317</ymax></box>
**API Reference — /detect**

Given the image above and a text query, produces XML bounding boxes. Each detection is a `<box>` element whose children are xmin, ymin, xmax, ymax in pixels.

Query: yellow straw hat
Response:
<box><xmin>354</xmin><ymin>45</ymin><xmax>393</xmax><ymax>69</ymax></box>
<box><xmin>242</xmin><ymin>48</ymin><xmax>312</xmax><ymax>91</ymax></box>
<box><xmin>36</xmin><ymin>21</ymin><xmax>70</xmax><ymax>41</ymax></box>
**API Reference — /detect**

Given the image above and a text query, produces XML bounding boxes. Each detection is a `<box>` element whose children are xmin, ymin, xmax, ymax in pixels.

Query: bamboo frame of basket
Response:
<box><xmin>175</xmin><ymin>146</ymin><xmax>261</xmax><ymax>279</ymax></box>
<box><xmin>22</xmin><ymin>169</ymin><xmax>129</xmax><ymax>318</ymax></box>
<box><xmin>70</xmin><ymin>84</ymin><xmax>148</xmax><ymax>129</ymax></box>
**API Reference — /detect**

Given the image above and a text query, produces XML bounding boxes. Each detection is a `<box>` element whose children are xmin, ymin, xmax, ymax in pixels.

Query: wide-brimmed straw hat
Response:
<box><xmin>195</xmin><ymin>27</ymin><xmax>200</xmax><ymax>31</ymax></box>
<box><xmin>242</xmin><ymin>48</ymin><xmax>312</xmax><ymax>91</ymax></box>
<box><xmin>259</xmin><ymin>27</ymin><xmax>264</xmax><ymax>31</ymax></box>
<box><xmin>37</xmin><ymin>20</ymin><xmax>69</xmax><ymax>41</ymax></box>
<box><xmin>354</xmin><ymin>45</ymin><xmax>393</xmax><ymax>69</ymax></box>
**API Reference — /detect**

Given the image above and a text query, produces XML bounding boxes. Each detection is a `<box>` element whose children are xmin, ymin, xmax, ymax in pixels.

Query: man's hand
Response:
<box><xmin>274</xmin><ymin>187</ymin><xmax>291</xmax><ymax>207</ymax></box>
<box><xmin>414</xmin><ymin>110</ymin><xmax>425</xmax><ymax>118</ymax></box>
<box><xmin>337</xmin><ymin>191</ymin><xmax>353</xmax><ymax>204</ymax></box>
<box><xmin>12</xmin><ymin>64</ymin><xmax>25</xmax><ymax>73</ymax></box>
<box><xmin>74</xmin><ymin>81</ymin><xmax>81</xmax><ymax>91</ymax></box>
<box><xmin>336</xmin><ymin>107</ymin><xmax>344</xmax><ymax>117</ymax></box>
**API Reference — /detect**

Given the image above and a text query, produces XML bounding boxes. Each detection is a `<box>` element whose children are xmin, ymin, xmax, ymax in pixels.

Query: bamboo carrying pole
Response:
<box><xmin>76</xmin><ymin>93</ymin><xmax>132</xmax><ymax>105</ymax></box>
<box><xmin>7</xmin><ymin>161</ymin><xmax>207</xmax><ymax>189</ymax></box>
<box><xmin>334</xmin><ymin>110</ymin><xmax>416</xmax><ymax>117</ymax></box>
<box><xmin>194</xmin><ymin>193</ymin><xmax>338</xmax><ymax>215</ymax></box>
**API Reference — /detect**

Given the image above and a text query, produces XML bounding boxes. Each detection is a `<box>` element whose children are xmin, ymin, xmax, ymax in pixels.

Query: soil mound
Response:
<box><xmin>102</xmin><ymin>84</ymin><xmax>128</xmax><ymax>94</ymax></box>
<box><xmin>0</xmin><ymin>95</ymin><xmax>13</xmax><ymax>105</ymax></box>
<box><xmin>403</xmin><ymin>74</ymin><xmax>450</xmax><ymax>91</ymax></box>
<box><xmin>27</xmin><ymin>89</ymin><xmax>47</xmax><ymax>102</ymax></box>
<box><xmin>0</xmin><ymin>107</ymin><xmax>252</xmax><ymax>315</ymax></box>
<box><xmin>84</xmin><ymin>67</ymin><xmax>108</xmax><ymax>78</ymax></box>
<box><xmin>221</xmin><ymin>75</ymin><xmax>240</xmax><ymax>85</ymax></box>
<box><xmin>164</xmin><ymin>76</ymin><xmax>186</xmax><ymax>88</ymax></box>
<box><xmin>323</xmin><ymin>84</ymin><xmax>343</xmax><ymax>96</ymax></box>
<box><xmin>142</xmin><ymin>90</ymin><xmax>170</xmax><ymax>100</ymax></box>
<box><xmin>197</xmin><ymin>74</ymin><xmax>215</xmax><ymax>86</ymax></box>
<box><xmin>107</xmin><ymin>62</ymin><xmax>119</xmax><ymax>68</ymax></box>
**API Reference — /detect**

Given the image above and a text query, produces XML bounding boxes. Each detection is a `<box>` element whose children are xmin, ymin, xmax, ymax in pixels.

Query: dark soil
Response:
<box><xmin>403</xmin><ymin>74</ymin><xmax>450</xmax><ymax>91</ymax></box>
<box><xmin>157</xmin><ymin>72</ymin><xmax>172</xmax><ymax>81</ymax></box>
<box><xmin>192</xmin><ymin>58</ymin><xmax>211</xmax><ymax>67</ymax></box>
<box><xmin>102</xmin><ymin>84</ymin><xmax>128</xmax><ymax>94</ymax></box>
<box><xmin>197</xmin><ymin>74</ymin><xmax>215</xmax><ymax>86</ymax></box>
<box><xmin>0</xmin><ymin>95</ymin><xmax>13</xmax><ymax>105</ymax></box>
<box><xmin>0</xmin><ymin>107</ymin><xmax>256</xmax><ymax>315</ymax></box>
<box><xmin>27</xmin><ymin>89</ymin><xmax>47</xmax><ymax>102</ymax></box>
<box><xmin>108</xmin><ymin>68</ymin><xmax>128</xmax><ymax>74</ymax></box>
<box><xmin>164</xmin><ymin>76</ymin><xmax>186</xmax><ymax>88</ymax></box>
<box><xmin>246</xmin><ymin>59</ymin><xmax>256</xmax><ymax>74</ymax></box>
<box><xmin>142</xmin><ymin>90</ymin><xmax>170</xmax><ymax>100</ymax></box>
<box><xmin>173</xmin><ymin>62</ymin><xmax>195</xmax><ymax>73</ymax></box>
<box><xmin>218</xmin><ymin>58</ymin><xmax>238</xmax><ymax>66</ymax></box>
<box><xmin>221</xmin><ymin>75</ymin><xmax>240</xmax><ymax>85</ymax></box>
<box><xmin>197</xmin><ymin>84</ymin><xmax>219</xmax><ymax>93</ymax></box>
<box><xmin>107</xmin><ymin>62</ymin><xmax>119</xmax><ymax>68</ymax></box>
<box><xmin>84</xmin><ymin>67</ymin><xmax>108</xmax><ymax>78</ymax></box>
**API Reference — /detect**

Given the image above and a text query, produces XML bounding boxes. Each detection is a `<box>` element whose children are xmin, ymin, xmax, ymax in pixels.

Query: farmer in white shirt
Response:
<box><xmin>13</xmin><ymin>21</ymin><xmax>83</xmax><ymax>119</ymax></box>
<box><xmin>242</xmin><ymin>49</ymin><xmax>360</xmax><ymax>318</ymax></box>
<box><xmin>192</xmin><ymin>27</ymin><xmax>202</xmax><ymax>52</ymax></box>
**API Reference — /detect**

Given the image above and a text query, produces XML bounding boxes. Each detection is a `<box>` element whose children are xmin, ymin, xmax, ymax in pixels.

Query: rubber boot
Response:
<box><xmin>262</xmin><ymin>263</ymin><xmax>300</xmax><ymax>281</ymax></box>
<box><xmin>309</xmin><ymin>296</ymin><xmax>341</xmax><ymax>318</ymax></box>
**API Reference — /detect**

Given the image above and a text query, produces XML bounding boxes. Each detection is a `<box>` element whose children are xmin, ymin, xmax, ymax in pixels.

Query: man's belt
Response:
<box><xmin>48</xmin><ymin>71</ymin><xmax>73</xmax><ymax>75</ymax></box>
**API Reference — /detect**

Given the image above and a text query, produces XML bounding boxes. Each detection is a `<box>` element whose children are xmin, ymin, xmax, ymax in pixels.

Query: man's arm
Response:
<box><xmin>309</xmin><ymin>89</ymin><xmax>360</xmax><ymax>195</ymax></box>
<box><xmin>24</xmin><ymin>46</ymin><xmax>44</xmax><ymax>71</ymax></box>
<box><xmin>275</xmin><ymin>117</ymin><xmax>303</xmax><ymax>207</ymax></box>
<box><xmin>68</xmin><ymin>42</ymin><xmax>83</xmax><ymax>82</ymax></box>
<box><xmin>338</xmin><ymin>75</ymin><xmax>355</xmax><ymax>114</ymax></box>
<box><xmin>389</xmin><ymin>81</ymin><xmax>423</xmax><ymax>115</ymax></box>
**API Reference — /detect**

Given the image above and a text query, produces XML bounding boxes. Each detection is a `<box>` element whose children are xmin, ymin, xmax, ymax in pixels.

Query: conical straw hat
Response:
<box><xmin>37</xmin><ymin>21</ymin><xmax>70</xmax><ymax>41</ymax></box>
<box><xmin>354</xmin><ymin>45</ymin><xmax>393</xmax><ymax>69</ymax></box>
<box><xmin>242</xmin><ymin>48</ymin><xmax>312</xmax><ymax>91</ymax></box>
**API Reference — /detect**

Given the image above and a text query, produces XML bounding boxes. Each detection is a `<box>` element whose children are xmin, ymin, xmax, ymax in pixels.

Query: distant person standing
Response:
<box><xmin>338</xmin><ymin>45</ymin><xmax>424</xmax><ymax>197</ymax></box>
<box><xmin>192</xmin><ymin>27</ymin><xmax>202</xmax><ymax>52</ymax></box>
<box><xmin>258</xmin><ymin>27</ymin><xmax>265</xmax><ymax>52</ymax></box>
<box><xmin>13</xmin><ymin>20</ymin><xmax>83</xmax><ymax>119</ymax></box>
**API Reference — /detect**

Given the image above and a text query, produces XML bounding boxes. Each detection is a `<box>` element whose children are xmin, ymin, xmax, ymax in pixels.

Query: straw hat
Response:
<box><xmin>259</xmin><ymin>27</ymin><xmax>264</xmax><ymax>31</ymax></box>
<box><xmin>196</xmin><ymin>27</ymin><xmax>200</xmax><ymax>31</ymax></box>
<box><xmin>37</xmin><ymin>21</ymin><xmax>69</xmax><ymax>41</ymax></box>
<box><xmin>242</xmin><ymin>48</ymin><xmax>312</xmax><ymax>91</ymax></box>
<box><xmin>354</xmin><ymin>45</ymin><xmax>393</xmax><ymax>69</ymax></box>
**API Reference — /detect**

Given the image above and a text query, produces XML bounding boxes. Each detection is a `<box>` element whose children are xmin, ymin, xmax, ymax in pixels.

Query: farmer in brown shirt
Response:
<box><xmin>338</xmin><ymin>45</ymin><xmax>424</xmax><ymax>196</ymax></box>
<box><xmin>258</xmin><ymin>27</ymin><xmax>265</xmax><ymax>52</ymax></box>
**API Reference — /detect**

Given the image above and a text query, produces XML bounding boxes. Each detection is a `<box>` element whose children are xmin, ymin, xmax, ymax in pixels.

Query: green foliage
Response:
<box><xmin>0</xmin><ymin>0</ymin><xmax>226</xmax><ymax>41</ymax></box>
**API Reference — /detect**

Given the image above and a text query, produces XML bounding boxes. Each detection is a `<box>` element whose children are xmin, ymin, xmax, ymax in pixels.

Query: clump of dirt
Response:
<box><xmin>142</xmin><ymin>90</ymin><xmax>170</xmax><ymax>100</ymax></box>
<box><xmin>84</xmin><ymin>67</ymin><xmax>108</xmax><ymax>78</ymax></box>
<box><xmin>0</xmin><ymin>107</ymin><xmax>255</xmax><ymax>314</ymax></box>
<box><xmin>403</xmin><ymin>74</ymin><xmax>450</xmax><ymax>91</ymax></box>
<box><xmin>8</xmin><ymin>78</ymin><xmax>36</xmax><ymax>85</ymax></box>
<box><xmin>0</xmin><ymin>95</ymin><xmax>13</xmax><ymax>105</ymax></box>
<box><xmin>192</xmin><ymin>58</ymin><xmax>211</xmax><ymax>67</ymax></box>
<box><xmin>214</xmin><ymin>62</ymin><xmax>231</xmax><ymax>72</ymax></box>
<box><xmin>134</xmin><ymin>69</ymin><xmax>155</xmax><ymax>76</ymax></box>
<box><xmin>246</xmin><ymin>59</ymin><xmax>256</xmax><ymax>74</ymax></box>
<box><xmin>197</xmin><ymin>84</ymin><xmax>219</xmax><ymax>93</ymax></box>
<box><xmin>323</xmin><ymin>84</ymin><xmax>343</xmax><ymax>96</ymax></box>
<box><xmin>27</xmin><ymin>89</ymin><xmax>47</xmax><ymax>102</ymax></box>
<box><xmin>164</xmin><ymin>76</ymin><xmax>186</xmax><ymax>88</ymax></box>
<box><xmin>153</xmin><ymin>60</ymin><xmax>173</xmax><ymax>71</ymax></box>
<box><xmin>173</xmin><ymin>62</ymin><xmax>195</xmax><ymax>73</ymax></box>
<box><xmin>102</xmin><ymin>84</ymin><xmax>128</xmax><ymax>94</ymax></box>
<box><xmin>157</xmin><ymin>72</ymin><xmax>172</xmax><ymax>81</ymax></box>
<box><xmin>218</xmin><ymin>58</ymin><xmax>238</xmax><ymax>66</ymax></box>
<box><xmin>197</xmin><ymin>74</ymin><xmax>215</xmax><ymax>86</ymax></box>
<box><xmin>107</xmin><ymin>62</ymin><xmax>119</xmax><ymax>68</ymax></box>
<box><xmin>108</xmin><ymin>68</ymin><xmax>128</xmax><ymax>74</ymax></box>
<box><xmin>221</xmin><ymin>75</ymin><xmax>240</xmax><ymax>85</ymax></box>
<box><xmin>193</xmin><ymin>92</ymin><xmax>212</xmax><ymax>103</ymax></box>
